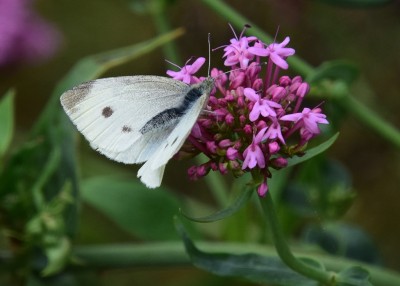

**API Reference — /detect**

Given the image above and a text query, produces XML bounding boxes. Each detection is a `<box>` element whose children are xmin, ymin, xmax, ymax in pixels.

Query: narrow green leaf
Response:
<box><xmin>81</xmin><ymin>176</ymin><xmax>182</xmax><ymax>241</ymax></box>
<box><xmin>181</xmin><ymin>186</ymin><xmax>254</xmax><ymax>223</ymax></box>
<box><xmin>337</xmin><ymin>266</ymin><xmax>373</xmax><ymax>286</ymax></box>
<box><xmin>175</xmin><ymin>218</ymin><xmax>317</xmax><ymax>286</ymax></box>
<box><xmin>286</xmin><ymin>133</ymin><xmax>339</xmax><ymax>167</ymax></box>
<box><xmin>31</xmin><ymin>146</ymin><xmax>61</xmax><ymax>210</ymax></box>
<box><xmin>0</xmin><ymin>89</ymin><xmax>15</xmax><ymax>158</ymax></box>
<box><xmin>307</xmin><ymin>61</ymin><xmax>359</xmax><ymax>85</ymax></box>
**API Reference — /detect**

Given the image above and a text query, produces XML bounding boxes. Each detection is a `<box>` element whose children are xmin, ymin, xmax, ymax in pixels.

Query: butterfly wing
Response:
<box><xmin>137</xmin><ymin>93</ymin><xmax>208</xmax><ymax>188</ymax></box>
<box><xmin>61</xmin><ymin>76</ymin><xmax>190</xmax><ymax>163</ymax></box>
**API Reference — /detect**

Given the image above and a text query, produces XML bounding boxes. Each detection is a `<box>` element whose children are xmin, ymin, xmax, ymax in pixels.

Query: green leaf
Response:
<box><xmin>302</xmin><ymin>222</ymin><xmax>380</xmax><ymax>264</ymax></box>
<box><xmin>286</xmin><ymin>133</ymin><xmax>339</xmax><ymax>167</ymax></box>
<box><xmin>317</xmin><ymin>0</ymin><xmax>392</xmax><ymax>8</ymax></box>
<box><xmin>181</xmin><ymin>186</ymin><xmax>254</xmax><ymax>223</ymax></box>
<box><xmin>336</xmin><ymin>266</ymin><xmax>373</xmax><ymax>286</ymax></box>
<box><xmin>292</xmin><ymin>158</ymin><xmax>356</xmax><ymax>219</ymax></box>
<box><xmin>175</xmin><ymin>218</ymin><xmax>317</xmax><ymax>286</ymax></box>
<box><xmin>81</xmin><ymin>176</ymin><xmax>182</xmax><ymax>240</ymax></box>
<box><xmin>307</xmin><ymin>61</ymin><xmax>359</xmax><ymax>85</ymax></box>
<box><xmin>0</xmin><ymin>89</ymin><xmax>15</xmax><ymax>158</ymax></box>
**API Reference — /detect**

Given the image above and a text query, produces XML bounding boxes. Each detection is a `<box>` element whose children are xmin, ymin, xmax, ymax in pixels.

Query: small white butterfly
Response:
<box><xmin>60</xmin><ymin>75</ymin><xmax>215</xmax><ymax>188</ymax></box>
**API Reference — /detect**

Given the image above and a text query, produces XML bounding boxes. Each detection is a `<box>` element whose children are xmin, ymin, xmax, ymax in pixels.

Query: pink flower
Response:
<box><xmin>166</xmin><ymin>57</ymin><xmax>206</xmax><ymax>84</ymax></box>
<box><xmin>244</xmin><ymin>88</ymin><xmax>282</xmax><ymax>121</ymax></box>
<box><xmin>248</xmin><ymin>37</ymin><xmax>295</xmax><ymax>69</ymax></box>
<box><xmin>242</xmin><ymin>128</ymin><xmax>267</xmax><ymax>170</ymax></box>
<box><xmin>280</xmin><ymin>107</ymin><xmax>329</xmax><ymax>134</ymax></box>
<box><xmin>263</xmin><ymin>120</ymin><xmax>285</xmax><ymax>144</ymax></box>
<box><xmin>223</xmin><ymin>36</ymin><xmax>257</xmax><ymax>69</ymax></box>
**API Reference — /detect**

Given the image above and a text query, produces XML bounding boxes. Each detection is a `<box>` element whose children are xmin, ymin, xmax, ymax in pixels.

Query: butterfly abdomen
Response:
<box><xmin>139</xmin><ymin>108</ymin><xmax>182</xmax><ymax>134</ymax></box>
<box><xmin>139</xmin><ymin>83</ymin><xmax>209</xmax><ymax>135</ymax></box>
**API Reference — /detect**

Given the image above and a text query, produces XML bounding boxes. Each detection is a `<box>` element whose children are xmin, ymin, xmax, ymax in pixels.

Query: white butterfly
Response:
<box><xmin>60</xmin><ymin>75</ymin><xmax>215</xmax><ymax>188</ymax></box>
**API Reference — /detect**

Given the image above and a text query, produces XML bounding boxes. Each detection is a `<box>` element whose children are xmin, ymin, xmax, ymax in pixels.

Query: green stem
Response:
<box><xmin>2</xmin><ymin>242</ymin><xmax>399</xmax><ymax>285</ymax></box>
<box><xmin>338</xmin><ymin>93</ymin><xmax>400</xmax><ymax>148</ymax></box>
<box><xmin>69</xmin><ymin>243</ymin><xmax>400</xmax><ymax>285</ymax></box>
<box><xmin>259</xmin><ymin>192</ymin><xmax>334</xmax><ymax>285</ymax></box>
<box><xmin>151</xmin><ymin>1</ymin><xmax>182</xmax><ymax>64</ymax></box>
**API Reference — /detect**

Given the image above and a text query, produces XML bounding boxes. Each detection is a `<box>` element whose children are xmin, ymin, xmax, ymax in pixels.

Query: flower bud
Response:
<box><xmin>219</xmin><ymin>139</ymin><xmax>232</xmax><ymax>148</ymax></box>
<box><xmin>296</xmin><ymin>82</ymin><xmax>310</xmax><ymax>98</ymax></box>
<box><xmin>257</xmin><ymin>182</ymin><xmax>268</xmax><ymax>197</ymax></box>
<box><xmin>226</xmin><ymin>147</ymin><xmax>239</xmax><ymax>160</ymax></box>
<box><xmin>268</xmin><ymin>142</ymin><xmax>280</xmax><ymax>154</ymax></box>
<box><xmin>206</xmin><ymin>141</ymin><xmax>217</xmax><ymax>153</ymax></box>
<box><xmin>225</xmin><ymin>113</ymin><xmax>234</xmax><ymax>125</ymax></box>
<box><xmin>279</xmin><ymin>76</ymin><xmax>291</xmax><ymax>86</ymax></box>
<box><xmin>272</xmin><ymin>157</ymin><xmax>288</xmax><ymax>169</ymax></box>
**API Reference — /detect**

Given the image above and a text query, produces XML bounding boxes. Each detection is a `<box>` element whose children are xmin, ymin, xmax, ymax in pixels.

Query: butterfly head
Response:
<box><xmin>194</xmin><ymin>77</ymin><xmax>215</xmax><ymax>96</ymax></box>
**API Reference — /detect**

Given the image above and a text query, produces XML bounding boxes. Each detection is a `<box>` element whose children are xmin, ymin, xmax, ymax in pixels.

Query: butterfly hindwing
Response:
<box><xmin>137</xmin><ymin>93</ymin><xmax>208</xmax><ymax>187</ymax></box>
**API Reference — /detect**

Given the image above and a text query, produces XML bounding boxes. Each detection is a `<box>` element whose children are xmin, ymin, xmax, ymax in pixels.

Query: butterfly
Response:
<box><xmin>60</xmin><ymin>75</ymin><xmax>215</xmax><ymax>188</ymax></box>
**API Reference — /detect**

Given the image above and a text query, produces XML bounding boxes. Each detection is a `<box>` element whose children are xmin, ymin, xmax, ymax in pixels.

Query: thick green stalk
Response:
<box><xmin>259</xmin><ymin>192</ymin><xmax>335</xmax><ymax>285</ymax></box>
<box><xmin>57</xmin><ymin>242</ymin><xmax>400</xmax><ymax>285</ymax></box>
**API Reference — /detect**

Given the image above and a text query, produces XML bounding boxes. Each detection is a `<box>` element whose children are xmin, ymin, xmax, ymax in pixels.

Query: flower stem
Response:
<box><xmin>151</xmin><ymin>1</ymin><xmax>182</xmax><ymax>64</ymax></box>
<box><xmin>259</xmin><ymin>191</ymin><xmax>335</xmax><ymax>285</ymax></box>
<box><xmin>338</xmin><ymin>93</ymin><xmax>400</xmax><ymax>149</ymax></box>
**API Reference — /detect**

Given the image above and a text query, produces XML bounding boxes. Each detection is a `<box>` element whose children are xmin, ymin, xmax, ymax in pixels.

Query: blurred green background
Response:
<box><xmin>1</xmin><ymin>0</ymin><xmax>400</xmax><ymax>285</ymax></box>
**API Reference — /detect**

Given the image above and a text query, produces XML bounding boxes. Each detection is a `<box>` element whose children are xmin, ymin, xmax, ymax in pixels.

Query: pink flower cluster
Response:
<box><xmin>167</xmin><ymin>28</ymin><xmax>328</xmax><ymax>197</ymax></box>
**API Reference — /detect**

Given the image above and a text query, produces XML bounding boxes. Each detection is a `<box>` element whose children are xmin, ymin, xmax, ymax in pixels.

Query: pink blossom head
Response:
<box><xmin>166</xmin><ymin>26</ymin><xmax>328</xmax><ymax>197</ymax></box>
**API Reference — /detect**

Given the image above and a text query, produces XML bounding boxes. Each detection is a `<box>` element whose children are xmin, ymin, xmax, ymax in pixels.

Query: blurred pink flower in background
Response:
<box><xmin>0</xmin><ymin>0</ymin><xmax>61</xmax><ymax>67</ymax></box>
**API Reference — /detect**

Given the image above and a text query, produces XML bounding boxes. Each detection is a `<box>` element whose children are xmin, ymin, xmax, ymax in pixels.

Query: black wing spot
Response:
<box><xmin>122</xmin><ymin>125</ymin><xmax>132</xmax><ymax>133</ymax></box>
<box><xmin>102</xmin><ymin>106</ymin><xmax>113</xmax><ymax>118</ymax></box>
<box><xmin>171</xmin><ymin>137</ymin><xmax>179</xmax><ymax>146</ymax></box>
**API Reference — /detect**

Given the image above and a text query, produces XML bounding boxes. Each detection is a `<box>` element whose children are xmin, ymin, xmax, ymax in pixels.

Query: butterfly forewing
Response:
<box><xmin>61</xmin><ymin>76</ymin><xmax>190</xmax><ymax>157</ymax></box>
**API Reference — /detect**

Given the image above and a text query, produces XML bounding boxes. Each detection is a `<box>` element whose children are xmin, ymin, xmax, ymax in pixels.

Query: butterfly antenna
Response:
<box><xmin>228</xmin><ymin>23</ymin><xmax>238</xmax><ymax>40</ymax></box>
<box><xmin>273</xmin><ymin>25</ymin><xmax>280</xmax><ymax>43</ymax></box>
<box><xmin>239</xmin><ymin>24</ymin><xmax>251</xmax><ymax>39</ymax></box>
<box><xmin>207</xmin><ymin>33</ymin><xmax>212</xmax><ymax>77</ymax></box>
<box><xmin>165</xmin><ymin>59</ymin><xmax>181</xmax><ymax>69</ymax></box>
